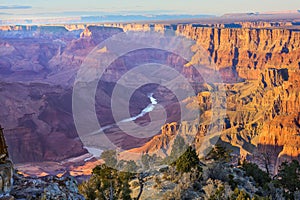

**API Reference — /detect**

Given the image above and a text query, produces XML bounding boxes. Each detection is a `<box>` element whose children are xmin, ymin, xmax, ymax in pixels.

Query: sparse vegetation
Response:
<box><xmin>230</xmin><ymin>188</ymin><xmax>251</xmax><ymax>200</ymax></box>
<box><xmin>164</xmin><ymin>135</ymin><xmax>187</xmax><ymax>165</ymax></box>
<box><xmin>275</xmin><ymin>160</ymin><xmax>300</xmax><ymax>200</ymax></box>
<box><xmin>173</xmin><ymin>146</ymin><xmax>201</xmax><ymax>173</ymax></box>
<box><xmin>79</xmin><ymin>164</ymin><xmax>134</xmax><ymax>200</ymax></box>
<box><xmin>206</xmin><ymin>144</ymin><xmax>232</xmax><ymax>162</ymax></box>
<box><xmin>100</xmin><ymin>150</ymin><xmax>117</xmax><ymax>167</ymax></box>
<box><xmin>242</xmin><ymin>161</ymin><xmax>271</xmax><ymax>188</ymax></box>
<box><xmin>79</xmin><ymin>152</ymin><xmax>300</xmax><ymax>200</ymax></box>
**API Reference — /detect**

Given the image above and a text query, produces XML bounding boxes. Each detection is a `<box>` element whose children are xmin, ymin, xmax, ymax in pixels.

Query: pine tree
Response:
<box><xmin>276</xmin><ymin>160</ymin><xmax>300</xmax><ymax>199</ymax></box>
<box><xmin>79</xmin><ymin>164</ymin><xmax>133</xmax><ymax>200</ymax></box>
<box><xmin>174</xmin><ymin>146</ymin><xmax>201</xmax><ymax>173</ymax></box>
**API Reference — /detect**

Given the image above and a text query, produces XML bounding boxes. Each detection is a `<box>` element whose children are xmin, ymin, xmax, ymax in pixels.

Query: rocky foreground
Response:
<box><xmin>9</xmin><ymin>172</ymin><xmax>84</xmax><ymax>200</ymax></box>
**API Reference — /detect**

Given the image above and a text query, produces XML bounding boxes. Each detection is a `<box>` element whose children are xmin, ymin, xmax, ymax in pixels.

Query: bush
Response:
<box><xmin>80</xmin><ymin>164</ymin><xmax>134</xmax><ymax>200</ymax></box>
<box><xmin>230</xmin><ymin>188</ymin><xmax>250</xmax><ymax>200</ymax></box>
<box><xmin>153</xmin><ymin>175</ymin><xmax>162</xmax><ymax>189</ymax></box>
<box><xmin>276</xmin><ymin>160</ymin><xmax>300</xmax><ymax>200</ymax></box>
<box><xmin>203</xmin><ymin>179</ymin><xmax>232</xmax><ymax>200</ymax></box>
<box><xmin>242</xmin><ymin>161</ymin><xmax>271</xmax><ymax>188</ymax></box>
<box><xmin>100</xmin><ymin>150</ymin><xmax>117</xmax><ymax>167</ymax></box>
<box><xmin>174</xmin><ymin>146</ymin><xmax>201</xmax><ymax>173</ymax></box>
<box><xmin>130</xmin><ymin>180</ymin><xmax>140</xmax><ymax>189</ymax></box>
<box><xmin>206</xmin><ymin>144</ymin><xmax>231</xmax><ymax>162</ymax></box>
<box><xmin>164</xmin><ymin>135</ymin><xmax>187</xmax><ymax>165</ymax></box>
<box><xmin>228</xmin><ymin>174</ymin><xmax>238</xmax><ymax>190</ymax></box>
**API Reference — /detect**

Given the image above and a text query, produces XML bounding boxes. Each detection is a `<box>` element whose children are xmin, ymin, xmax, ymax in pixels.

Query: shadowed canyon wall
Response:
<box><xmin>0</xmin><ymin>23</ymin><xmax>299</xmax><ymax>174</ymax></box>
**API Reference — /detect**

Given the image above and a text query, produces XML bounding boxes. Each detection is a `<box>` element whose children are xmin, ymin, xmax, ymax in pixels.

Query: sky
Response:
<box><xmin>0</xmin><ymin>0</ymin><xmax>300</xmax><ymax>19</ymax></box>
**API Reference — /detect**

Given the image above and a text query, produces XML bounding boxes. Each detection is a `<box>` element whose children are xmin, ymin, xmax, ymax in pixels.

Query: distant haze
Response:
<box><xmin>0</xmin><ymin>0</ymin><xmax>299</xmax><ymax>19</ymax></box>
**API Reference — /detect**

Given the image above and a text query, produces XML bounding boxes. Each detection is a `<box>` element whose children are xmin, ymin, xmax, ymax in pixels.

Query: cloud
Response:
<box><xmin>0</xmin><ymin>5</ymin><xmax>32</xmax><ymax>10</ymax></box>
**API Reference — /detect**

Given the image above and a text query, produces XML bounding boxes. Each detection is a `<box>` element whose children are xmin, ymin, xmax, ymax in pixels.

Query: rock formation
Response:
<box><xmin>176</xmin><ymin>25</ymin><xmax>300</xmax><ymax>80</ymax></box>
<box><xmin>11</xmin><ymin>173</ymin><xmax>84</xmax><ymax>200</ymax></box>
<box><xmin>110</xmin><ymin>24</ymin><xmax>300</xmax><ymax>173</ymax></box>
<box><xmin>140</xmin><ymin>67</ymin><xmax>300</xmax><ymax>174</ymax></box>
<box><xmin>0</xmin><ymin>83</ymin><xmax>87</xmax><ymax>163</ymax></box>
<box><xmin>0</xmin><ymin>124</ymin><xmax>85</xmax><ymax>199</ymax></box>
<box><xmin>0</xmin><ymin>126</ymin><xmax>13</xmax><ymax>198</ymax></box>
<box><xmin>0</xmin><ymin>22</ymin><xmax>300</xmax><ymax>175</ymax></box>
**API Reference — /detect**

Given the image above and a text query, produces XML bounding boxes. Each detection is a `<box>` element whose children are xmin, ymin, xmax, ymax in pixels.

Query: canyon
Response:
<box><xmin>0</xmin><ymin>19</ymin><xmax>300</xmax><ymax>176</ymax></box>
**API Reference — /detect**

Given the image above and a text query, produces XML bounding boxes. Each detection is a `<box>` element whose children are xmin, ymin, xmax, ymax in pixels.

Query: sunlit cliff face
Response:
<box><xmin>0</xmin><ymin>21</ymin><xmax>299</xmax><ymax>176</ymax></box>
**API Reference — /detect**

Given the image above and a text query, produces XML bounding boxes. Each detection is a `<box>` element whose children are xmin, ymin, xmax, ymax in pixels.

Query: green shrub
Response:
<box><xmin>242</xmin><ymin>161</ymin><xmax>271</xmax><ymax>188</ymax></box>
<box><xmin>276</xmin><ymin>160</ymin><xmax>300</xmax><ymax>200</ymax></box>
<box><xmin>174</xmin><ymin>146</ymin><xmax>201</xmax><ymax>173</ymax></box>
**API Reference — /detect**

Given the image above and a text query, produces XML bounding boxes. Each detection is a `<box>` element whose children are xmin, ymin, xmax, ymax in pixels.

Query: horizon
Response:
<box><xmin>1</xmin><ymin>10</ymin><xmax>300</xmax><ymax>26</ymax></box>
<box><xmin>0</xmin><ymin>0</ymin><xmax>299</xmax><ymax>20</ymax></box>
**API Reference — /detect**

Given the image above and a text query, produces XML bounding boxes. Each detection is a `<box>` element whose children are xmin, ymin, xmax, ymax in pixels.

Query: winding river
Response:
<box><xmin>85</xmin><ymin>93</ymin><xmax>158</xmax><ymax>159</ymax></box>
<box><xmin>90</xmin><ymin>93</ymin><xmax>158</xmax><ymax>134</ymax></box>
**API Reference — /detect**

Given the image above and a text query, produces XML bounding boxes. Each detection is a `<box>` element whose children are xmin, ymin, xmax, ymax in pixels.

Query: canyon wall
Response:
<box><xmin>0</xmin><ymin>23</ymin><xmax>300</xmax><ymax>174</ymax></box>
<box><xmin>102</xmin><ymin>23</ymin><xmax>300</xmax><ymax>82</ymax></box>
<box><xmin>174</xmin><ymin>25</ymin><xmax>300</xmax><ymax>172</ymax></box>
<box><xmin>110</xmin><ymin>23</ymin><xmax>300</xmax><ymax>172</ymax></box>
<box><xmin>2</xmin><ymin>23</ymin><xmax>299</xmax><ymax>83</ymax></box>
<box><xmin>146</xmin><ymin>67</ymin><xmax>300</xmax><ymax>174</ymax></box>
<box><xmin>176</xmin><ymin>25</ymin><xmax>300</xmax><ymax>80</ymax></box>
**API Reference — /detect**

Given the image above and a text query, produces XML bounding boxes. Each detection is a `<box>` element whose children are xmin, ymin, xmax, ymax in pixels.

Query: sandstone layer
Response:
<box><xmin>0</xmin><ymin>23</ymin><xmax>299</xmax><ymax>175</ymax></box>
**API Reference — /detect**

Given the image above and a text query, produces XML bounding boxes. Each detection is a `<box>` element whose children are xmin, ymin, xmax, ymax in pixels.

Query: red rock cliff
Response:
<box><xmin>176</xmin><ymin>25</ymin><xmax>300</xmax><ymax>80</ymax></box>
